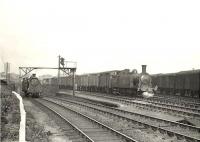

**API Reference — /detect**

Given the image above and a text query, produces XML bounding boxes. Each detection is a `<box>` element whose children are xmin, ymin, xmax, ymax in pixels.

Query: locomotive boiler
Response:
<box><xmin>137</xmin><ymin>65</ymin><xmax>155</xmax><ymax>98</ymax></box>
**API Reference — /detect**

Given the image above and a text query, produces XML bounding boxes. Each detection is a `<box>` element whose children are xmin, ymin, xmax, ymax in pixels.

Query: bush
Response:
<box><xmin>1</xmin><ymin>84</ymin><xmax>20</xmax><ymax>141</ymax></box>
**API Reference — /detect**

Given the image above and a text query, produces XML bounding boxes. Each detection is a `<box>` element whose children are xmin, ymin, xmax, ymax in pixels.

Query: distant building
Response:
<box><xmin>0</xmin><ymin>72</ymin><xmax>6</xmax><ymax>80</ymax></box>
<box><xmin>0</xmin><ymin>72</ymin><xmax>19</xmax><ymax>83</ymax></box>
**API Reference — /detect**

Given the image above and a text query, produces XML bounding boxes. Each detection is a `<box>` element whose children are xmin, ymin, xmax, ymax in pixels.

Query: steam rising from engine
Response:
<box><xmin>142</xmin><ymin>91</ymin><xmax>154</xmax><ymax>98</ymax></box>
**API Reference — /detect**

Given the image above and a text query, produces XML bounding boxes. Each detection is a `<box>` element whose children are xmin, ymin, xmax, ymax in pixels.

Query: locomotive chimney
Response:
<box><xmin>142</xmin><ymin>65</ymin><xmax>147</xmax><ymax>74</ymax></box>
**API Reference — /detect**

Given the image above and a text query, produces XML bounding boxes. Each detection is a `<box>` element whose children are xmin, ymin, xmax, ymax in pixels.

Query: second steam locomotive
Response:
<box><xmin>22</xmin><ymin>74</ymin><xmax>42</xmax><ymax>98</ymax></box>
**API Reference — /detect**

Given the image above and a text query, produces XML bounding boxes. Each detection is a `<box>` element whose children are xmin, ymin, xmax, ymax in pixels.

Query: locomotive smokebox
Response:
<box><xmin>142</xmin><ymin>65</ymin><xmax>147</xmax><ymax>74</ymax></box>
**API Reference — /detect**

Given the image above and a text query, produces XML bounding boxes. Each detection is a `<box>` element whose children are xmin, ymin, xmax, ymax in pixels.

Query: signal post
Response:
<box><xmin>57</xmin><ymin>55</ymin><xmax>77</xmax><ymax>96</ymax></box>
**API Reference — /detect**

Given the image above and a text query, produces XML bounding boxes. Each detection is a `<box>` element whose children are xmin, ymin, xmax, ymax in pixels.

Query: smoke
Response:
<box><xmin>142</xmin><ymin>92</ymin><xmax>154</xmax><ymax>98</ymax></box>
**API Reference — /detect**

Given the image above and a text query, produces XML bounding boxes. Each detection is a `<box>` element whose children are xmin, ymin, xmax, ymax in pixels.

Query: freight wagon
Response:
<box><xmin>98</xmin><ymin>70</ymin><xmax>118</xmax><ymax>93</ymax></box>
<box><xmin>152</xmin><ymin>70</ymin><xmax>200</xmax><ymax>98</ymax></box>
<box><xmin>88</xmin><ymin>73</ymin><xmax>99</xmax><ymax>92</ymax></box>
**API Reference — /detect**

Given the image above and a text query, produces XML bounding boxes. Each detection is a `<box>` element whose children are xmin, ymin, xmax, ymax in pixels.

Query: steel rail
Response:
<box><xmin>152</xmin><ymin>95</ymin><xmax>200</xmax><ymax>105</ymax></box>
<box><xmin>136</xmin><ymin>98</ymin><xmax>200</xmax><ymax>113</ymax></box>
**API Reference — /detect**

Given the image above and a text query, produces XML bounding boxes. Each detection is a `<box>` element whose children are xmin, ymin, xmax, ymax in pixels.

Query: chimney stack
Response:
<box><xmin>142</xmin><ymin>65</ymin><xmax>147</xmax><ymax>74</ymax></box>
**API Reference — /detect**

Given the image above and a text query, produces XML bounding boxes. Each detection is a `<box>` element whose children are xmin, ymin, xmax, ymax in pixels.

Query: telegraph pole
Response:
<box><xmin>72</xmin><ymin>68</ymin><xmax>76</xmax><ymax>96</ymax></box>
<box><xmin>4</xmin><ymin>62</ymin><xmax>10</xmax><ymax>83</ymax></box>
<box><xmin>58</xmin><ymin>55</ymin><xmax>61</xmax><ymax>88</ymax></box>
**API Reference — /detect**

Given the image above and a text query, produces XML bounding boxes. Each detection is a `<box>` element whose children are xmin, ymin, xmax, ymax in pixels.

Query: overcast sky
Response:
<box><xmin>0</xmin><ymin>0</ymin><xmax>199</xmax><ymax>76</ymax></box>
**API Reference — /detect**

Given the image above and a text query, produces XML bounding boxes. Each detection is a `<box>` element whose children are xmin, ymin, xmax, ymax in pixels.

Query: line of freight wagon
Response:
<box><xmin>42</xmin><ymin>67</ymin><xmax>200</xmax><ymax>99</ymax></box>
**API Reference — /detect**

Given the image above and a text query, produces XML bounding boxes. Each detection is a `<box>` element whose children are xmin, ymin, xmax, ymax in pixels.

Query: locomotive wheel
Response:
<box><xmin>35</xmin><ymin>93</ymin><xmax>39</xmax><ymax>98</ymax></box>
<box><xmin>25</xmin><ymin>93</ymin><xmax>29</xmax><ymax>97</ymax></box>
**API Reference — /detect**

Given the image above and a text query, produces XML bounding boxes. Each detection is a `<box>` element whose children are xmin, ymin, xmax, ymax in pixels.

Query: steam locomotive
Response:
<box><xmin>22</xmin><ymin>74</ymin><xmax>42</xmax><ymax>98</ymax></box>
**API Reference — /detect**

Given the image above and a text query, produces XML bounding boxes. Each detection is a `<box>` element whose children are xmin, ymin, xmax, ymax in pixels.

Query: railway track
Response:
<box><xmin>81</xmin><ymin>91</ymin><xmax>200</xmax><ymax>109</ymax></box>
<box><xmin>154</xmin><ymin>94</ymin><xmax>200</xmax><ymax>104</ymax></box>
<box><xmin>132</xmin><ymin>97</ymin><xmax>200</xmax><ymax>113</ymax></box>
<box><xmin>148</xmin><ymin>96</ymin><xmax>200</xmax><ymax>110</ymax></box>
<box><xmin>145</xmin><ymin>95</ymin><xmax>200</xmax><ymax>108</ymax></box>
<box><xmin>47</xmin><ymin>96</ymin><xmax>200</xmax><ymax>142</ymax></box>
<box><xmin>32</xmin><ymin>99</ymin><xmax>93</xmax><ymax>142</ymax></box>
<box><xmin>72</xmin><ymin>91</ymin><xmax>200</xmax><ymax>119</ymax></box>
<box><xmin>34</xmin><ymin>98</ymin><xmax>138</xmax><ymax>142</ymax></box>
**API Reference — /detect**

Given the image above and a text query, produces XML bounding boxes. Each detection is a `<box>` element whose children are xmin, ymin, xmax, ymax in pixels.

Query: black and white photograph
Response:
<box><xmin>0</xmin><ymin>0</ymin><xmax>200</xmax><ymax>142</ymax></box>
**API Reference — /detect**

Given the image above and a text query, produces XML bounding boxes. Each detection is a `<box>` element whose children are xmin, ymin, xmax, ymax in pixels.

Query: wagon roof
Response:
<box><xmin>177</xmin><ymin>69</ymin><xmax>200</xmax><ymax>74</ymax></box>
<box><xmin>151</xmin><ymin>69</ymin><xmax>200</xmax><ymax>76</ymax></box>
